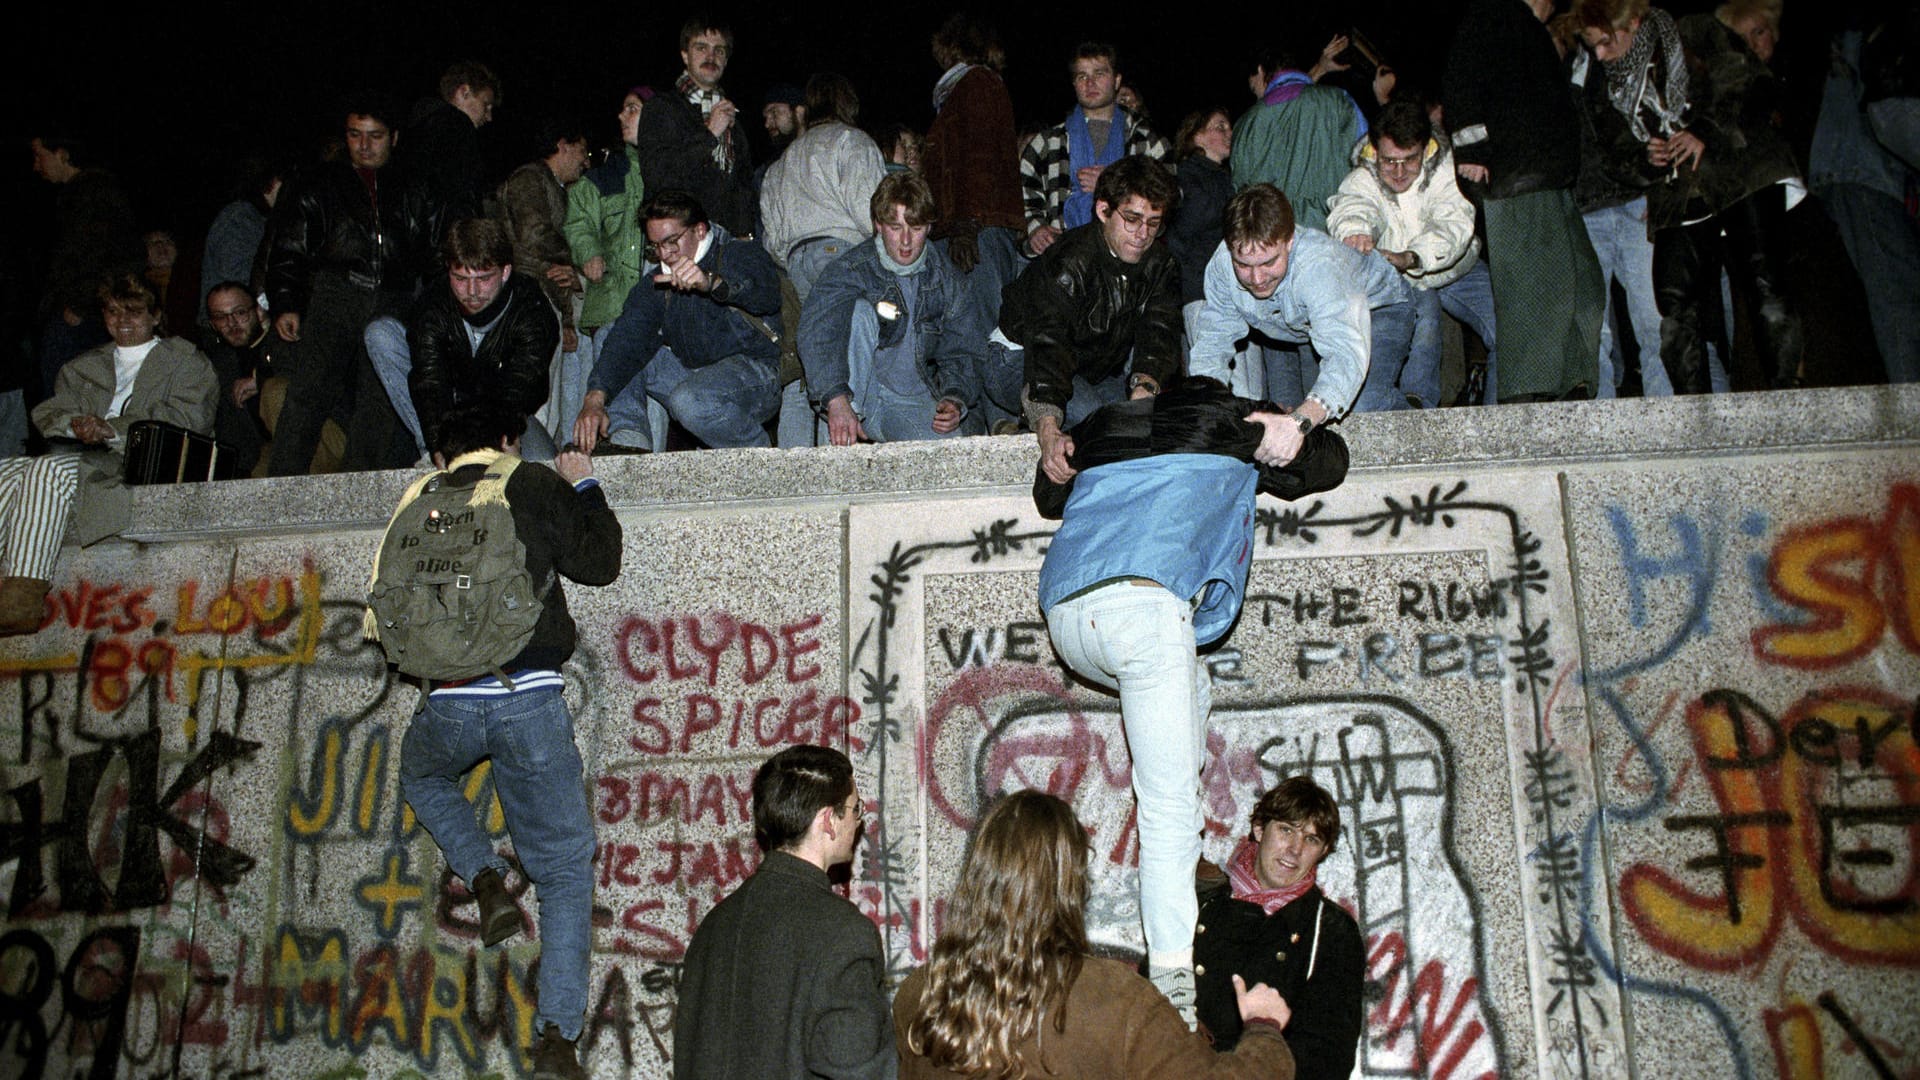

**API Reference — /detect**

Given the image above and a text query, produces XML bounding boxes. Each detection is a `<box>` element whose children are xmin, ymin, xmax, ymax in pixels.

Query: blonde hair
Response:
<box><xmin>1716</xmin><ymin>0</ymin><xmax>1782</xmax><ymax>29</ymax></box>
<box><xmin>903</xmin><ymin>791</ymin><xmax>1090</xmax><ymax>1079</ymax></box>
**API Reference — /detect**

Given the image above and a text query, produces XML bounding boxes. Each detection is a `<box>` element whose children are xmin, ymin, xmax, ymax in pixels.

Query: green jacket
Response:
<box><xmin>564</xmin><ymin>145</ymin><xmax>645</xmax><ymax>331</ymax></box>
<box><xmin>1230</xmin><ymin>87</ymin><xmax>1360</xmax><ymax>232</ymax></box>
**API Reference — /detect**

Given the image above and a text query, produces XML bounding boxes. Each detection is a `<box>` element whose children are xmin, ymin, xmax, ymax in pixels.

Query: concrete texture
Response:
<box><xmin>1</xmin><ymin>383</ymin><xmax>1914</xmax><ymax>1079</ymax></box>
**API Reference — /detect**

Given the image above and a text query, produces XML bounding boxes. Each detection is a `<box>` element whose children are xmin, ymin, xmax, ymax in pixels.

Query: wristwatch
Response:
<box><xmin>1295</xmin><ymin>413</ymin><xmax>1315</xmax><ymax>435</ymax></box>
<box><xmin>1127</xmin><ymin>373</ymin><xmax>1161</xmax><ymax>395</ymax></box>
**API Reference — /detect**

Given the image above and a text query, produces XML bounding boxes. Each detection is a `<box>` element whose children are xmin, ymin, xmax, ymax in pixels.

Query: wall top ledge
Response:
<box><xmin>128</xmin><ymin>384</ymin><xmax>1917</xmax><ymax>542</ymax></box>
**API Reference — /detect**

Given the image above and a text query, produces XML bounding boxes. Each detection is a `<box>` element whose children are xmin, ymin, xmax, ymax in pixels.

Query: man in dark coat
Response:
<box><xmin>634</xmin><ymin>17</ymin><xmax>757</xmax><ymax>237</ymax></box>
<box><xmin>674</xmin><ymin>745</ymin><xmax>896</xmax><ymax>1080</ymax></box>
<box><xmin>1195</xmin><ymin>777</ymin><xmax>1365</xmax><ymax>1075</ymax></box>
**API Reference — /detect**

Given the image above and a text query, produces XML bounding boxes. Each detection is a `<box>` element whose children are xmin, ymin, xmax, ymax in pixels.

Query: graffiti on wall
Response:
<box><xmin>848</xmin><ymin>478</ymin><xmax>1624</xmax><ymax>1079</ymax></box>
<box><xmin>1589</xmin><ymin>479</ymin><xmax>1920</xmax><ymax>1080</ymax></box>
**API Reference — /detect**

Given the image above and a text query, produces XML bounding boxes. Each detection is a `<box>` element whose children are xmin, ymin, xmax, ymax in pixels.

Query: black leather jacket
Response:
<box><xmin>998</xmin><ymin>221</ymin><xmax>1182</xmax><ymax>423</ymax></box>
<box><xmin>406</xmin><ymin>272</ymin><xmax>557</xmax><ymax>452</ymax></box>
<box><xmin>266</xmin><ymin>161</ymin><xmax>442</xmax><ymax>317</ymax></box>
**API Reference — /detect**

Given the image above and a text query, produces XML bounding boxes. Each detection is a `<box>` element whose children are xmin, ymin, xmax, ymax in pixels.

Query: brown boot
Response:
<box><xmin>0</xmin><ymin>577</ymin><xmax>51</xmax><ymax>636</ymax></box>
<box><xmin>471</xmin><ymin>867</ymin><xmax>524</xmax><ymax>947</ymax></box>
<box><xmin>531</xmin><ymin>1024</ymin><xmax>587</xmax><ymax>1080</ymax></box>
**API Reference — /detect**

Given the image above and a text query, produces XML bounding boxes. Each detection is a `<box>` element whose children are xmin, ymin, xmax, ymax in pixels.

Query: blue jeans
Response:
<box><xmin>399</xmin><ymin>688</ymin><xmax>594</xmax><ymax>1040</ymax></box>
<box><xmin>938</xmin><ymin>226</ymin><xmax>1024</xmax><ymax>332</ymax></box>
<box><xmin>365</xmin><ymin>316</ymin><xmax>556</xmax><ymax>462</ymax></box>
<box><xmin>642</xmin><ymin>348</ymin><xmax>780</xmax><ymax>449</ymax></box>
<box><xmin>1583</xmin><ymin>198</ymin><xmax>1673</xmax><ymax>398</ymax></box>
<box><xmin>842</xmin><ymin>303</ymin><xmax>982</xmax><ymax>442</ymax></box>
<box><xmin>1350</xmin><ymin>297</ymin><xmax>1418</xmax><ymax>413</ymax></box>
<box><xmin>981</xmin><ymin>343</ymin><xmax>1128</xmax><ymax>428</ymax></box>
<box><xmin>774</xmin><ymin>238</ymin><xmax>857</xmax><ymax>449</ymax></box>
<box><xmin>1407</xmin><ymin>259</ymin><xmax>1500</xmax><ymax>407</ymax></box>
<box><xmin>597</xmin><ymin>330</ymin><xmax>669</xmax><ymax>453</ymax></box>
<box><xmin>1046</xmin><ymin>581</ymin><xmax>1210</xmax><ymax>965</ymax></box>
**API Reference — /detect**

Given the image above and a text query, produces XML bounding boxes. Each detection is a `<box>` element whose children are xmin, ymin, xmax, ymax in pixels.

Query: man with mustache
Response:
<box><xmin>635</xmin><ymin>16</ymin><xmax>758</xmax><ymax>237</ymax></box>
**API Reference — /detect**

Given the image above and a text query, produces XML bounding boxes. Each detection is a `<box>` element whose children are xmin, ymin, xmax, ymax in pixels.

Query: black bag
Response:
<box><xmin>122</xmin><ymin>420</ymin><xmax>239</xmax><ymax>484</ymax></box>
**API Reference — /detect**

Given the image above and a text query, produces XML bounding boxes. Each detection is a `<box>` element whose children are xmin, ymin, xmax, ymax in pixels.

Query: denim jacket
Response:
<box><xmin>587</xmin><ymin>223</ymin><xmax>782</xmax><ymax>399</ymax></box>
<box><xmin>796</xmin><ymin>237</ymin><xmax>988</xmax><ymax>409</ymax></box>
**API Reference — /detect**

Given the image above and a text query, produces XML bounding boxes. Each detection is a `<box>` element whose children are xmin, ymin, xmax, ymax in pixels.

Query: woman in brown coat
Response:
<box><xmin>894</xmin><ymin>790</ymin><xmax>1298</xmax><ymax>1079</ymax></box>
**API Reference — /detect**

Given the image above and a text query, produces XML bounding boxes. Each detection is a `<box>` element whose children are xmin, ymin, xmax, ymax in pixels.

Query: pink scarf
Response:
<box><xmin>1226</xmin><ymin>836</ymin><xmax>1316</xmax><ymax>915</ymax></box>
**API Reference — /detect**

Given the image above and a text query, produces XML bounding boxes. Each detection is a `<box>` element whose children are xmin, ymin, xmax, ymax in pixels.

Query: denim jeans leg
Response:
<box><xmin>364</xmin><ymin>316</ymin><xmax>426</xmax><ymax>457</ymax></box>
<box><xmin>547</xmin><ymin>326</ymin><xmax>595</xmax><ymax>447</ymax></box>
<box><xmin>659</xmin><ymin>353</ymin><xmax>779</xmax><ymax>448</ymax></box>
<box><xmin>1353</xmin><ymin>299</ymin><xmax>1415</xmax><ymax>413</ymax></box>
<box><xmin>1404</xmin><ymin>288</ymin><xmax>1444</xmax><ymax>409</ymax></box>
<box><xmin>980</xmin><ymin>342</ymin><xmax>1026</xmax><ymax>426</ymax></box>
<box><xmin>400</xmin><ymin>698</ymin><xmax>511</xmax><ymax>886</ymax></box>
<box><xmin>1064</xmin><ymin>369</ymin><xmax>1129</xmax><ymax>427</ymax></box>
<box><xmin>1046</xmin><ymin>584</ymin><xmax>1208</xmax><ymax>963</ymax></box>
<box><xmin>1438</xmin><ymin>258</ymin><xmax>1499</xmax><ymax>404</ymax></box>
<box><xmin>1611</xmin><ymin>200</ymin><xmax>1672</xmax><ymax>396</ymax></box>
<box><xmin>604</xmin><ymin>344</ymin><xmax>668</xmax><ymax>451</ymax></box>
<box><xmin>518</xmin><ymin>415</ymin><xmax>557</xmax><ymax>462</ymax></box>
<box><xmin>483</xmin><ymin>689</ymin><xmax>595</xmax><ymax>1042</ymax></box>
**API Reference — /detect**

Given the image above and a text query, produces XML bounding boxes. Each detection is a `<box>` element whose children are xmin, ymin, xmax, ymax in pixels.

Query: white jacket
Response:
<box><xmin>758</xmin><ymin>122</ymin><xmax>888</xmax><ymax>264</ymax></box>
<box><xmin>1325</xmin><ymin>135</ymin><xmax>1479</xmax><ymax>290</ymax></box>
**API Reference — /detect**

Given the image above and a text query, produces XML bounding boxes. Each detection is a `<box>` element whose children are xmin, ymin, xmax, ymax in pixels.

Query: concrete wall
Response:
<box><xmin>1</xmin><ymin>386</ymin><xmax>1914</xmax><ymax>1080</ymax></box>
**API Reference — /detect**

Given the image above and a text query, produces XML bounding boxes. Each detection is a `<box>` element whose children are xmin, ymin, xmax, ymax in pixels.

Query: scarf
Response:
<box><xmin>932</xmin><ymin>62</ymin><xmax>973</xmax><ymax>112</ymax></box>
<box><xmin>874</xmin><ymin>231</ymin><xmax>928</xmax><ymax>277</ymax></box>
<box><xmin>1602</xmin><ymin>7</ymin><xmax>1690</xmax><ymax>143</ymax></box>
<box><xmin>1064</xmin><ymin>107</ymin><xmax>1127</xmax><ymax>230</ymax></box>
<box><xmin>1226</xmin><ymin>836</ymin><xmax>1317</xmax><ymax>915</ymax></box>
<box><xmin>677</xmin><ymin>72</ymin><xmax>735</xmax><ymax>173</ymax></box>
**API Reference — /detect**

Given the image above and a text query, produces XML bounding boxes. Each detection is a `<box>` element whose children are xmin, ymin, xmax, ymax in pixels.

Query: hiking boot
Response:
<box><xmin>1148</xmin><ymin>963</ymin><xmax>1198</xmax><ymax>1030</ymax></box>
<box><xmin>531</xmin><ymin>1024</ymin><xmax>587</xmax><ymax>1080</ymax></box>
<box><xmin>0</xmin><ymin>577</ymin><xmax>50</xmax><ymax>636</ymax></box>
<box><xmin>472</xmin><ymin>867</ymin><xmax>524</xmax><ymax>947</ymax></box>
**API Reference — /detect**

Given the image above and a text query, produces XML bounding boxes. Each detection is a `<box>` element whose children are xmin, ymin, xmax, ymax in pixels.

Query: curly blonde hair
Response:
<box><xmin>903</xmin><ymin>790</ymin><xmax>1090</xmax><ymax>1079</ymax></box>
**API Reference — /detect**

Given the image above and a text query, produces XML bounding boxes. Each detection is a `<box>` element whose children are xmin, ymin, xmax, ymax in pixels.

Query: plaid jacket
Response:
<box><xmin>1019</xmin><ymin>107</ymin><xmax>1170</xmax><ymax>240</ymax></box>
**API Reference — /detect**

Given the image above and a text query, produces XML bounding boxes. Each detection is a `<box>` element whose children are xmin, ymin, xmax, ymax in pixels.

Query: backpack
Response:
<box><xmin>365</xmin><ymin>454</ymin><xmax>548</xmax><ymax>686</ymax></box>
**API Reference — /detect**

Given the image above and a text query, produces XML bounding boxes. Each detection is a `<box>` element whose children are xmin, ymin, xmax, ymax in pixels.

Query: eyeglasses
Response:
<box><xmin>1112</xmin><ymin>207</ymin><xmax>1165</xmax><ymax>236</ymax></box>
<box><xmin>208</xmin><ymin>305</ymin><xmax>256</xmax><ymax>323</ymax></box>
<box><xmin>1378</xmin><ymin>151</ymin><xmax>1422</xmax><ymax>172</ymax></box>
<box><xmin>643</xmin><ymin>228</ymin><xmax>694</xmax><ymax>262</ymax></box>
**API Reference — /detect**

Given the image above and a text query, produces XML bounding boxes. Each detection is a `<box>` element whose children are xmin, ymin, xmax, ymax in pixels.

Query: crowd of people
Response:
<box><xmin>7</xmin><ymin>6</ymin><xmax>1913</xmax><ymax>593</ymax></box>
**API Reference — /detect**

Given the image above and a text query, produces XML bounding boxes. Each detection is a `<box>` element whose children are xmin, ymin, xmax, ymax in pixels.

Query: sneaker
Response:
<box><xmin>471</xmin><ymin>867</ymin><xmax>524</xmax><ymax>947</ymax></box>
<box><xmin>1148</xmin><ymin>963</ymin><xmax>1198</xmax><ymax>1030</ymax></box>
<box><xmin>531</xmin><ymin>1024</ymin><xmax>587</xmax><ymax>1080</ymax></box>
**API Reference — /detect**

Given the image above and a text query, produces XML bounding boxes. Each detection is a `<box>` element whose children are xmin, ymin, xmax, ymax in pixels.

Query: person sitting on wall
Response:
<box><xmin>0</xmin><ymin>273</ymin><xmax>217</xmax><ymax>633</ymax></box>
<box><xmin>1194</xmin><ymin>776</ymin><xmax>1364</xmax><ymax>1074</ymax></box>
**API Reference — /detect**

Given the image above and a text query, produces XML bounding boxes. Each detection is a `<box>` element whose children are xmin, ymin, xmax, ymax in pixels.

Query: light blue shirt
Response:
<box><xmin>1189</xmin><ymin>227</ymin><xmax>1408</xmax><ymax>416</ymax></box>
<box><xmin>1039</xmin><ymin>454</ymin><xmax>1257</xmax><ymax>646</ymax></box>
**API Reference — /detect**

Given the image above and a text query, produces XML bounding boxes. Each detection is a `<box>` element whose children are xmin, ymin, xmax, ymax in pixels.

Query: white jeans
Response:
<box><xmin>1045</xmin><ymin>580</ymin><xmax>1211</xmax><ymax>964</ymax></box>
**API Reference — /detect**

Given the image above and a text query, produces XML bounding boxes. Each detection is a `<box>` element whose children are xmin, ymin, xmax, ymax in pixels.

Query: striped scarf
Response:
<box><xmin>677</xmin><ymin>72</ymin><xmax>735</xmax><ymax>173</ymax></box>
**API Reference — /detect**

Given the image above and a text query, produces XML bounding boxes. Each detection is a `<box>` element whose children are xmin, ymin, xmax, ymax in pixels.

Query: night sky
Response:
<box><xmin>2</xmin><ymin>0</ymin><xmax>1838</xmax><ymax>251</ymax></box>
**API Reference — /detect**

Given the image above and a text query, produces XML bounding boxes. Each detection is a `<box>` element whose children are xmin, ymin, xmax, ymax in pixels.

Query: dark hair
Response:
<box><xmin>439</xmin><ymin>60</ymin><xmax>501</xmax><ymax>103</ymax></box>
<box><xmin>443</xmin><ymin>218</ymin><xmax>514</xmax><ymax>271</ymax></box>
<box><xmin>1174</xmin><ymin>108</ymin><xmax>1231</xmax><ymax>162</ymax></box>
<box><xmin>433</xmin><ymin>402</ymin><xmax>523</xmax><ymax>460</ymax></box>
<box><xmin>871</xmin><ymin>171</ymin><xmax>936</xmax><ymax>226</ymax></box>
<box><xmin>874</xmin><ymin>123</ymin><xmax>919</xmax><ymax>160</ymax></box>
<box><xmin>340</xmin><ymin>90</ymin><xmax>402</xmax><ymax>133</ymax></box>
<box><xmin>1223</xmin><ymin>183</ymin><xmax>1296</xmax><ymax>249</ymax></box>
<box><xmin>803</xmin><ymin>73</ymin><xmax>860</xmax><ymax>129</ymax></box>
<box><xmin>98</xmin><ymin>273</ymin><xmax>162</xmax><ymax>319</ymax></box>
<box><xmin>752</xmin><ymin>745</ymin><xmax>853</xmax><ymax>852</ymax></box>
<box><xmin>1072</xmin><ymin>41</ymin><xmax>1119</xmax><ymax>70</ymax></box>
<box><xmin>204</xmin><ymin>281</ymin><xmax>255</xmax><ymax>312</ymax></box>
<box><xmin>1251</xmin><ymin>776</ymin><xmax>1341</xmax><ymax>854</ymax></box>
<box><xmin>641</xmin><ymin>190</ymin><xmax>709</xmax><ymax>229</ymax></box>
<box><xmin>1371</xmin><ymin>99</ymin><xmax>1431</xmax><ymax>154</ymax></box>
<box><xmin>678</xmin><ymin>15</ymin><xmax>734</xmax><ymax>52</ymax></box>
<box><xmin>1093</xmin><ymin>154</ymin><xmax>1179</xmax><ymax>215</ymax></box>
<box><xmin>533</xmin><ymin>117</ymin><xmax>590</xmax><ymax>160</ymax></box>
<box><xmin>932</xmin><ymin>13</ymin><xmax>1004</xmax><ymax>71</ymax></box>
